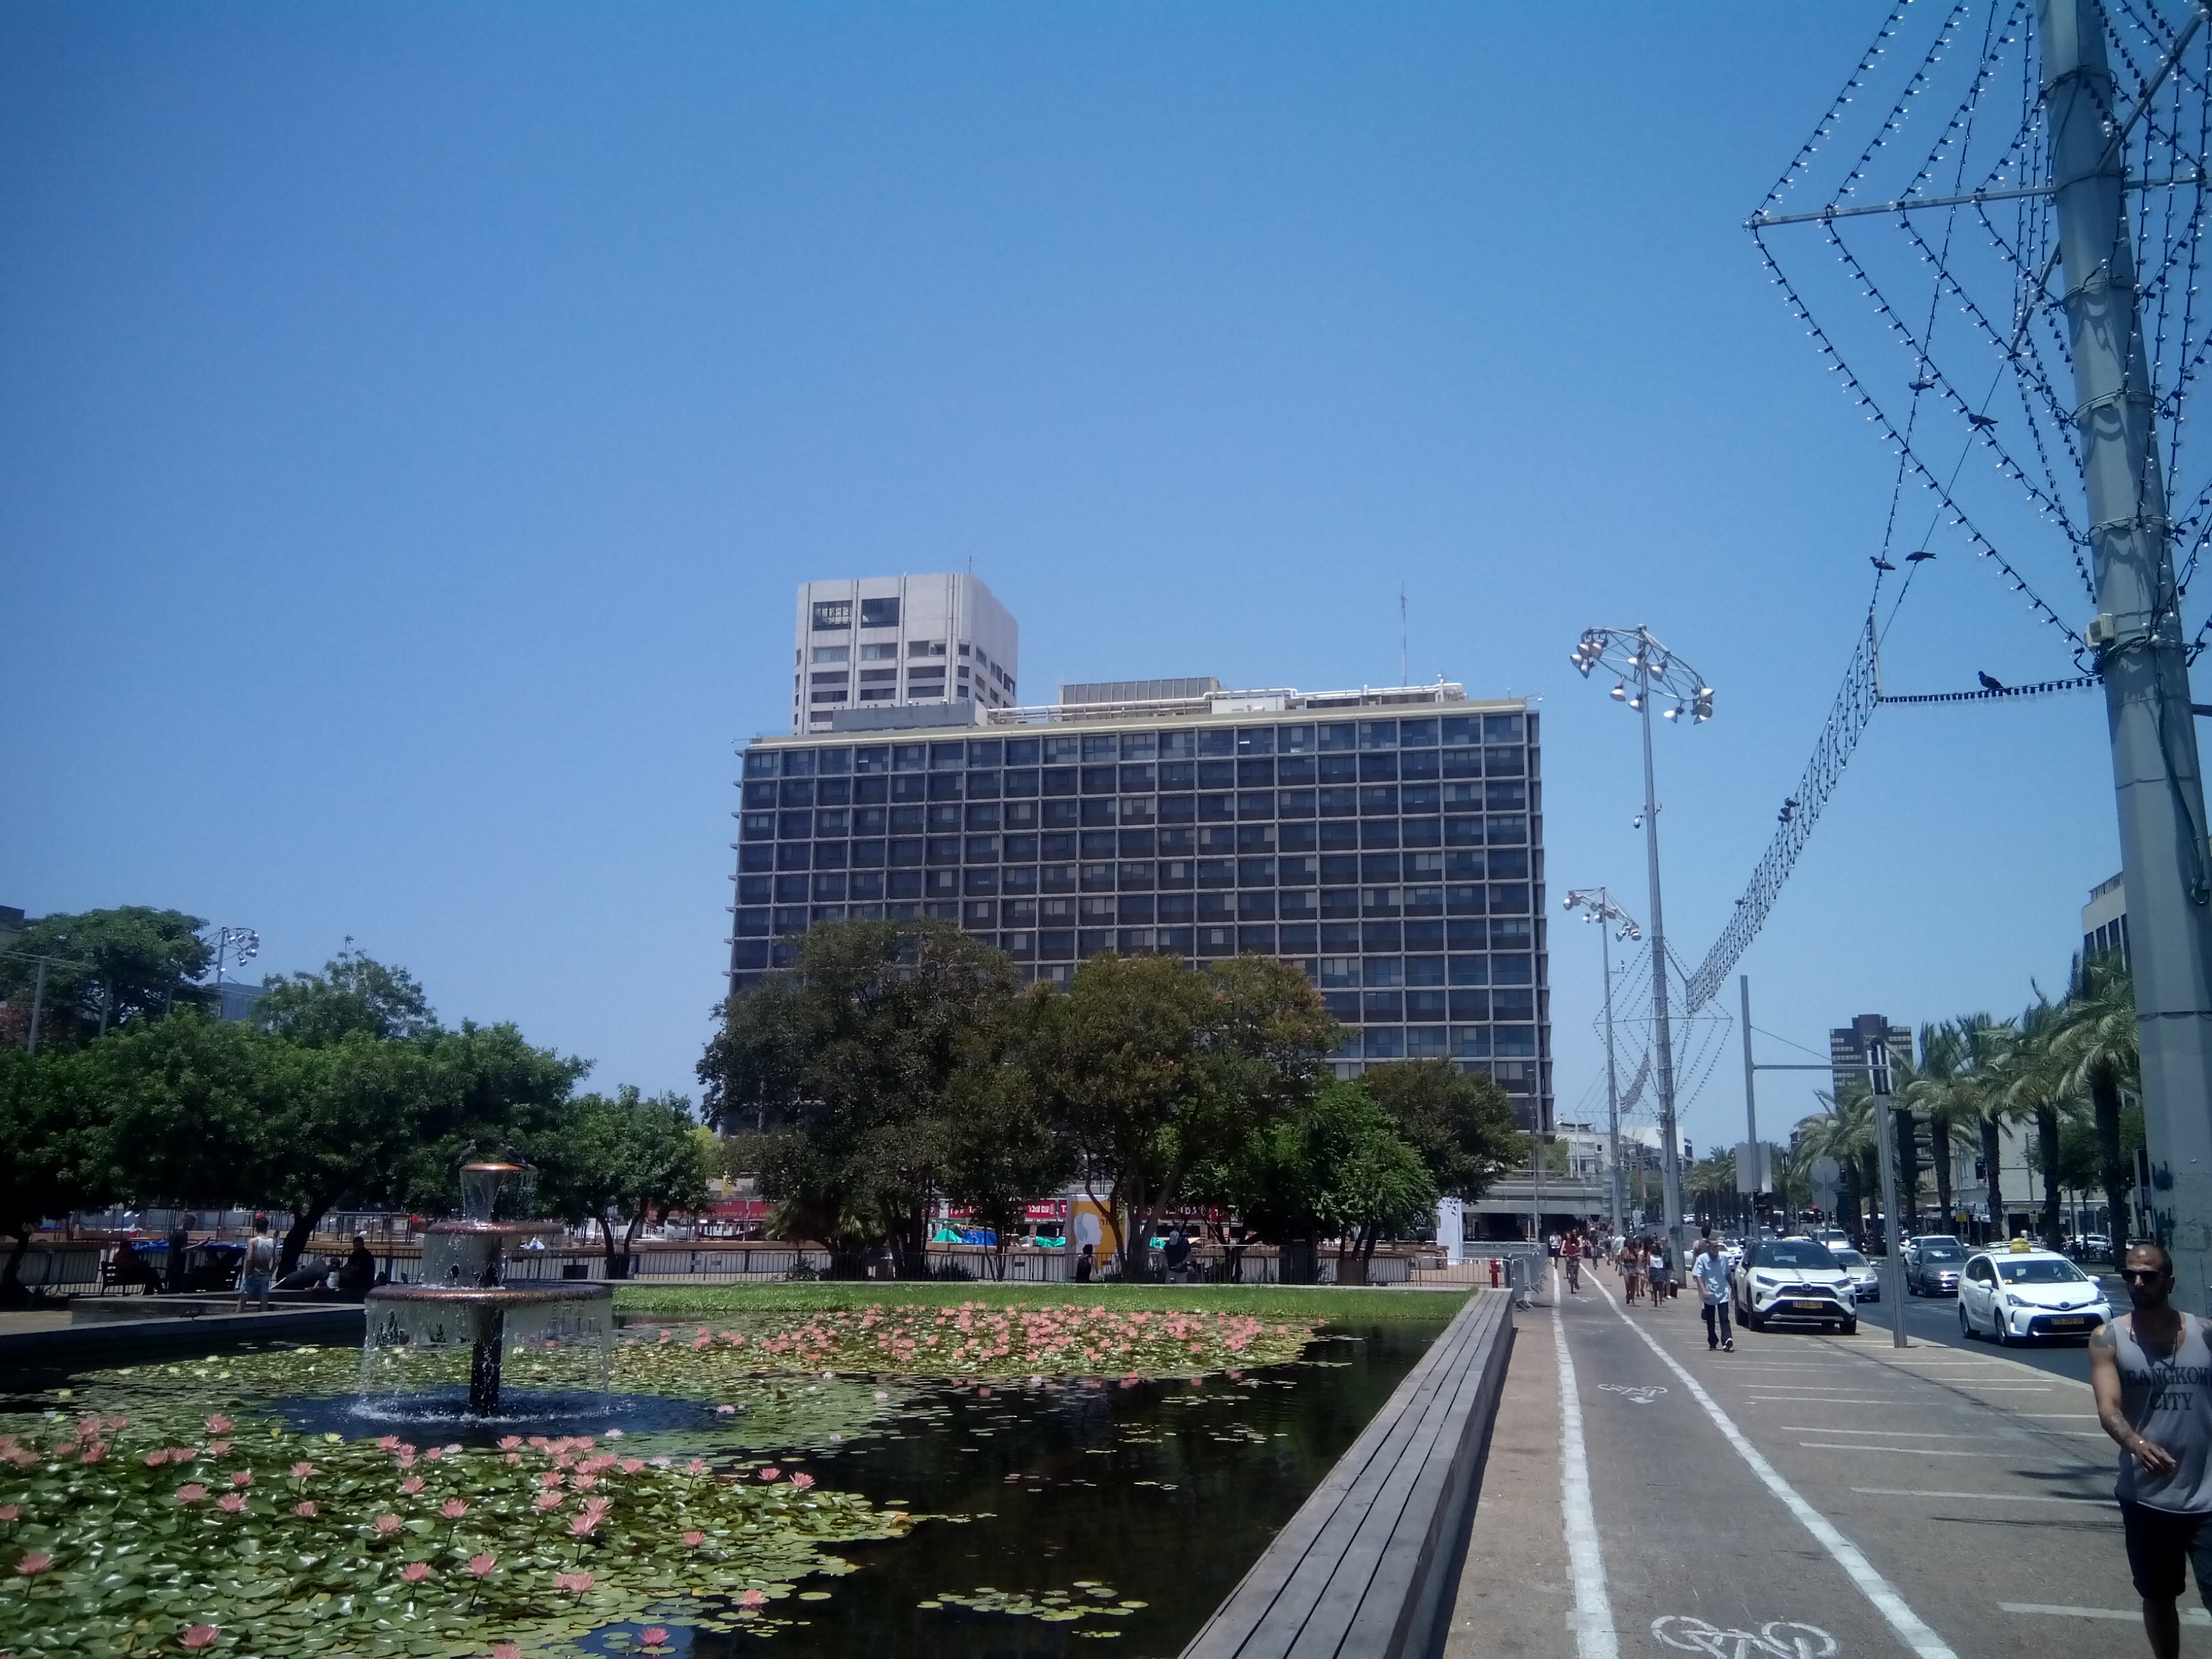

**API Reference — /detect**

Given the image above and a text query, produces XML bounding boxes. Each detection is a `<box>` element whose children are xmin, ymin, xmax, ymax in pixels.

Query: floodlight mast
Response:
<box><xmin>1564</xmin><ymin>887</ymin><xmax>1642</xmax><ymax>1235</ymax></box>
<box><xmin>2042</xmin><ymin>1</ymin><xmax>2212</xmax><ymax>1309</ymax></box>
<box><xmin>1571</xmin><ymin>626</ymin><xmax>1711</xmax><ymax>1271</ymax></box>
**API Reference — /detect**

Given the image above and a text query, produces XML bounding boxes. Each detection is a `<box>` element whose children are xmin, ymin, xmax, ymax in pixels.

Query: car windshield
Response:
<box><xmin>1833</xmin><ymin>1249</ymin><xmax>1867</xmax><ymax>1267</ymax></box>
<box><xmin>1998</xmin><ymin>1258</ymin><xmax>2090</xmax><ymax>1284</ymax></box>
<box><xmin>1920</xmin><ymin>1246</ymin><xmax>1965</xmax><ymax>1261</ymax></box>
<box><xmin>1757</xmin><ymin>1242</ymin><xmax>1839</xmax><ymax>1269</ymax></box>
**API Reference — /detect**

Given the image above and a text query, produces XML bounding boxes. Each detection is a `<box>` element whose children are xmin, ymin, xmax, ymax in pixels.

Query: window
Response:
<box><xmin>859</xmin><ymin>642</ymin><xmax>898</xmax><ymax>662</ymax></box>
<box><xmin>908</xmin><ymin>639</ymin><xmax>947</xmax><ymax>657</ymax></box>
<box><xmin>811</xmin><ymin>600</ymin><xmax>851</xmax><ymax>631</ymax></box>
<box><xmin>811</xmin><ymin>646</ymin><xmax>850</xmax><ymax>663</ymax></box>
<box><xmin>859</xmin><ymin>597</ymin><xmax>900</xmax><ymax>628</ymax></box>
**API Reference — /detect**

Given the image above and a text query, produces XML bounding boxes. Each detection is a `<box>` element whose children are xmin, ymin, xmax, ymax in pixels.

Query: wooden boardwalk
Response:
<box><xmin>1182</xmin><ymin>1289</ymin><xmax>1515</xmax><ymax>1659</ymax></box>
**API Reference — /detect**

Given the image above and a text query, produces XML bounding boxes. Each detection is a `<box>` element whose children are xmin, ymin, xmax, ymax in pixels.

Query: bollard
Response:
<box><xmin>1488</xmin><ymin>1257</ymin><xmax>1500</xmax><ymax>1288</ymax></box>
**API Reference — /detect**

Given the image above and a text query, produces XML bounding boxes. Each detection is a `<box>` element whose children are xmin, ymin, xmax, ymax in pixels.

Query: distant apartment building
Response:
<box><xmin>729</xmin><ymin>654</ymin><xmax>1553</xmax><ymax>1130</ymax></box>
<box><xmin>2083</xmin><ymin>869</ymin><xmax>2129</xmax><ymax>965</ymax></box>
<box><xmin>792</xmin><ymin>574</ymin><xmax>1019</xmax><ymax>735</ymax></box>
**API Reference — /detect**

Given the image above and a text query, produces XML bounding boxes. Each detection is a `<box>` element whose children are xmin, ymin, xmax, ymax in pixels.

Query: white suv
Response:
<box><xmin>1957</xmin><ymin>1244</ymin><xmax>2113</xmax><ymax>1345</ymax></box>
<box><xmin>1732</xmin><ymin>1237</ymin><xmax>1859</xmax><ymax>1334</ymax></box>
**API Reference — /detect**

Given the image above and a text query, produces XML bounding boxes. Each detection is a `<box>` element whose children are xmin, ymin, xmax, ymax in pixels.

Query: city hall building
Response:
<box><xmin>726</xmin><ymin>579</ymin><xmax>1551</xmax><ymax>1130</ymax></box>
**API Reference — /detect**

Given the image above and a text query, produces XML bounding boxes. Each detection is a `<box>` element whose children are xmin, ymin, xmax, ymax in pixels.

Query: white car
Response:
<box><xmin>1732</xmin><ymin>1237</ymin><xmax>1860</xmax><ymax>1334</ymax></box>
<box><xmin>1957</xmin><ymin>1244</ymin><xmax>2113</xmax><ymax>1345</ymax></box>
<box><xmin>1831</xmin><ymin>1246</ymin><xmax>1881</xmax><ymax>1303</ymax></box>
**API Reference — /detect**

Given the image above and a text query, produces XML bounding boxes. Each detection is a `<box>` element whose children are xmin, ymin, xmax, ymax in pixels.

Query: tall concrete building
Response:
<box><xmin>729</xmin><ymin>670</ymin><xmax>1552</xmax><ymax>1130</ymax></box>
<box><xmin>791</xmin><ymin>574</ymin><xmax>1019</xmax><ymax>735</ymax></box>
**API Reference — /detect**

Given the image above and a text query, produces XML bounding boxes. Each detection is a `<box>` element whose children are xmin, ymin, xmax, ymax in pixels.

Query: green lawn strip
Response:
<box><xmin>612</xmin><ymin>1282</ymin><xmax>1468</xmax><ymax>1324</ymax></box>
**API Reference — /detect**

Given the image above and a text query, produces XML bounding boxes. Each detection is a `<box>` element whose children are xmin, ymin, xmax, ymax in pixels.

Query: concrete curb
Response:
<box><xmin>0</xmin><ymin>1306</ymin><xmax>365</xmax><ymax>1369</ymax></box>
<box><xmin>1180</xmin><ymin>1288</ymin><xmax>1515</xmax><ymax>1659</ymax></box>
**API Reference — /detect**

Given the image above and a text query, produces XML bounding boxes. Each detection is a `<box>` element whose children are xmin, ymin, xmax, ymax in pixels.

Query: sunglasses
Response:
<box><xmin>2123</xmin><ymin>1268</ymin><xmax>2170</xmax><ymax>1282</ymax></box>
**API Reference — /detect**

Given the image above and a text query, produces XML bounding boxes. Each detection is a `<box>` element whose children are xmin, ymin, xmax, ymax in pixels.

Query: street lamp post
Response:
<box><xmin>208</xmin><ymin>926</ymin><xmax>260</xmax><ymax>1018</ymax></box>
<box><xmin>1563</xmin><ymin>888</ymin><xmax>1643</xmax><ymax>1238</ymax></box>
<box><xmin>1572</xmin><ymin>627</ymin><xmax>1712</xmax><ymax>1276</ymax></box>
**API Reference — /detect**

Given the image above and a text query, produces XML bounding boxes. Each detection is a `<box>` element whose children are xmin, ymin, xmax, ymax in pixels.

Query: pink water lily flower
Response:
<box><xmin>399</xmin><ymin>1562</ymin><xmax>432</xmax><ymax>1583</ymax></box>
<box><xmin>554</xmin><ymin>1570</ymin><xmax>594</xmax><ymax>1594</ymax></box>
<box><xmin>790</xmin><ymin>1472</ymin><xmax>815</xmax><ymax>1490</ymax></box>
<box><xmin>567</xmin><ymin>1512</ymin><xmax>601</xmax><ymax>1537</ymax></box>
<box><xmin>289</xmin><ymin>1462</ymin><xmax>314</xmax><ymax>1479</ymax></box>
<box><xmin>758</xmin><ymin>1467</ymin><xmax>781</xmax><ymax>1482</ymax></box>
<box><xmin>217</xmin><ymin>1494</ymin><xmax>245</xmax><ymax>1513</ymax></box>
<box><xmin>533</xmin><ymin>1492</ymin><xmax>563</xmax><ymax>1512</ymax></box>
<box><xmin>205</xmin><ymin>1441</ymin><xmax>232</xmax><ymax>1457</ymax></box>
<box><xmin>204</xmin><ymin>1414</ymin><xmax>232</xmax><ymax>1434</ymax></box>
<box><xmin>492</xmin><ymin>1645</ymin><xmax>522</xmax><ymax>1659</ymax></box>
<box><xmin>441</xmin><ymin>1499</ymin><xmax>469</xmax><ymax>1520</ymax></box>
<box><xmin>640</xmin><ymin>1629</ymin><xmax>671</xmax><ymax>1648</ymax></box>
<box><xmin>496</xmin><ymin>1435</ymin><xmax>523</xmax><ymax>1451</ymax></box>
<box><xmin>739</xmin><ymin>1589</ymin><xmax>767</xmax><ymax>1608</ymax></box>
<box><xmin>0</xmin><ymin>1505</ymin><xmax>19</xmax><ymax>1523</ymax></box>
<box><xmin>682</xmin><ymin>1530</ymin><xmax>705</xmax><ymax>1547</ymax></box>
<box><xmin>180</xmin><ymin>1624</ymin><xmax>220</xmax><ymax>1649</ymax></box>
<box><xmin>176</xmin><ymin>1484</ymin><xmax>209</xmax><ymax>1504</ymax></box>
<box><xmin>374</xmin><ymin>1513</ymin><xmax>402</xmax><ymax>1535</ymax></box>
<box><xmin>229</xmin><ymin>1471</ymin><xmax>251</xmax><ymax>1488</ymax></box>
<box><xmin>295</xmin><ymin>1502</ymin><xmax>317</xmax><ymax>1519</ymax></box>
<box><xmin>144</xmin><ymin>1449</ymin><xmax>171</xmax><ymax>1467</ymax></box>
<box><xmin>14</xmin><ymin>1551</ymin><xmax>52</xmax><ymax>1575</ymax></box>
<box><xmin>466</xmin><ymin>1553</ymin><xmax>498</xmax><ymax>1577</ymax></box>
<box><xmin>398</xmin><ymin>1477</ymin><xmax>424</xmax><ymax>1496</ymax></box>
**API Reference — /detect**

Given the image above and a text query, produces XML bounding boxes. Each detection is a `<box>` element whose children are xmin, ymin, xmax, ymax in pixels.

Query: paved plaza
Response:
<box><xmin>1448</xmin><ymin>1266</ymin><xmax>2153</xmax><ymax>1659</ymax></box>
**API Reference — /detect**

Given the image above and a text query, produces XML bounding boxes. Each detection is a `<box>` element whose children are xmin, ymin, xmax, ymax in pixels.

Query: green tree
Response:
<box><xmin>258</xmin><ymin>947</ymin><xmax>436</xmax><ymax>1046</ymax></box>
<box><xmin>938</xmin><ymin>1067</ymin><xmax>1073</xmax><ymax>1280</ymax></box>
<box><xmin>1026</xmin><ymin>951</ymin><xmax>1337</xmax><ymax>1276</ymax></box>
<box><xmin>0</xmin><ymin>907</ymin><xmax>213</xmax><ymax>1048</ymax></box>
<box><xmin>697</xmin><ymin>919</ymin><xmax>1021</xmax><ymax>1278</ymax></box>
<box><xmin>0</xmin><ymin>1046</ymin><xmax>115</xmax><ymax>1297</ymax></box>
<box><xmin>531</xmin><ymin>1088</ymin><xmax>713</xmax><ymax>1277</ymax></box>
<box><xmin>1992</xmin><ymin>998</ymin><xmax>2076</xmax><ymax>1250</ymax></box>
<box><xmin>1360</xmin><ymin>1060</ymin><xmax>1526</xmax><ymax>1202</ymax></box>
<box><xmin>2053</xmin><ymin>953</ymin><xmax>2138</xmax><ymax>1245</ymax></box>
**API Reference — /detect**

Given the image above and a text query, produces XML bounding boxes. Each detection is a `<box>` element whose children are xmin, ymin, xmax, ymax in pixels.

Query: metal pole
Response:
<box><xmin>1741</xmin><ymin>975</ymin><xmax>1759</xmax><ymax>1234</ymax></box>
<box><xmin>1868</xmin><ymin>1017</ymin><xmax>1908</xmax><ymax>1348</ymax></box>
<box><xmin>24</xmin><ymin>957</ymin><xmax>46</xmax><ymax>1055</ymax></box>
<box><xmin>2041</xmin><ymin>0</ymin><xmax>2212</xmax><ymax>1315</ymax></box>
<box><xmin>1639</xmin><ymin>636</ymin><xmax>1686</xmax><ymax>1277</ymax></box>
<box><xmin>1603</xmin><ymin>909</ymin><xmax>1624</xmax><ymax>1238</ymax></box>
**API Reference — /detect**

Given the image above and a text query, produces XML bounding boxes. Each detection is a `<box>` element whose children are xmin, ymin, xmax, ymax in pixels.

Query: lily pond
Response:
<box><xmin>0</xmin><ymin>1294</ymin><xmax>1459</xmax><ymax>1659</ymax></box>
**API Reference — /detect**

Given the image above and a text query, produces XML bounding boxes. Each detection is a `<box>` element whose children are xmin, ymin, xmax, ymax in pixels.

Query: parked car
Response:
<box><xmin>1831</xmin><ymin>1246</ymin><xmax>1881</xmax><ymax>1303</ymax></box>
<box><xmin>1732</xmin><ymin>1237</ymin><xmax>1858</xmax><ymax>1334</ymax></box>
<box><xmin>1957</xmin><ymin>1242</ymin><xmax>2113</xmax><ymax>1345</ymax></box>
<box><xmin>1904</xmin><ymin>1236</ymin><xmax>1967</xmax><ymax>1296</ymax></box>
<box><xmin>1811</xmin><ymin>1227</ymin><xmax>1852</xmax><ymax>1253</ymax></box>
<box><xmin>2068</xmin><ymin>1233</ymin><xmax>2114</xmax><ymax>1265</ymax></box>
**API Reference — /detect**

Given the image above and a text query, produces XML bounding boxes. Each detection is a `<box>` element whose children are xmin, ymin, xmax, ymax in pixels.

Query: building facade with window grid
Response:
<box><xmin>726</xmin><ymin>691</ymin><xmax>1550</xmax><ymax>1130</ymax></box>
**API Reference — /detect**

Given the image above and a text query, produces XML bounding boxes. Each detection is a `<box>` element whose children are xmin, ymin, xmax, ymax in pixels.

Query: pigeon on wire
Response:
<box><xmin>1978</xmin><ymin>672</ymin><xmax>2006</xmax><ymax>693</ymax></box>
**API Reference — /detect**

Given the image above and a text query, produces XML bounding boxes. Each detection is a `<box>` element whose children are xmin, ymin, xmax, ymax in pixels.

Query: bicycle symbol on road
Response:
<box><xmin>1652</xmin><ymin>1616</ymin><xmax>1838</xmax><ymax>1659</ymax></box>
<box><xmin>1599</xmin><ymin>1384</ymin><xmax>1669</xmax><ymax>1406</ymax></box>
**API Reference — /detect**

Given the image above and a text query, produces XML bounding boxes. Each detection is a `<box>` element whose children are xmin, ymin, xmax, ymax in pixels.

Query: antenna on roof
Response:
<box><xmin>1399</xmin><ymin>585</ymin><xmax>1408</xmax><ymax>686</ymax></box>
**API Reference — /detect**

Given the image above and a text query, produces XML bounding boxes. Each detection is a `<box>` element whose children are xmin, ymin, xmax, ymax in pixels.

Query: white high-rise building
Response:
<box><xmin>790</xmin><ymin>574</ymin><xmax>1020</xmax><ymax>735</ymax></box>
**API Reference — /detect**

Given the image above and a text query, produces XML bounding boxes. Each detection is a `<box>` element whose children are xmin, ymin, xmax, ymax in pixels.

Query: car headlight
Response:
<box><xmin>2004</xmin><ymin>1292</ymin><xmax>2027</xmax><ymax>1308</ymax></box>
<box><xmin>1753</xmin><ymin>1273</ymin><xmax>1778</xmax><ymax>1286</ymax></box>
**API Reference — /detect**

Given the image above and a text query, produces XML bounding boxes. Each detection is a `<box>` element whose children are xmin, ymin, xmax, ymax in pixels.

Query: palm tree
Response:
<box><xmin>1685</xmin><ymin>1150</ymin><xmax>1738</xmax><ymax>1230</ymax></box>
<box><xmin>1993</xmin><ymin>998</ymin><xmax>2077</xmax><ymax>1250</ymax></box>
<box><xmin>2053</xmin><ymin>953</ymin><xmax>2138</xmax><ymax>1246</ymax></box>
<box><xmin>1804</xmin><ymin>1087</ymin><xmax>1881</xmax><ymax>1239</ymax></box>
<box><xmin>1906</xmin><ymin>1015</ymin><xmax>2007</xmax><ymax>1237</ymax></box>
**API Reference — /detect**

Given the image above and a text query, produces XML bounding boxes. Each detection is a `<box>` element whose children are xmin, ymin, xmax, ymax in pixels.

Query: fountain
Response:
<box><xmin>361</xmin><ymin>1158</ymin><xmax>613</xmax><ymax>1419</ymax></box>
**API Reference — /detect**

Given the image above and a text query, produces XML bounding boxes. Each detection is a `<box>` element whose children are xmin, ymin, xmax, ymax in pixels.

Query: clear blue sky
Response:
<box><xmin>0</xmin><ymin>3</ymin><xmax>2125</xmax><ymax>1157</ymax></box>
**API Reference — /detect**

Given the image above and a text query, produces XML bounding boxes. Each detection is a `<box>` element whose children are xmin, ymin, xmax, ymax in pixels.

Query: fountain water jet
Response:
<box><xmin>361</xmin><ymin>1160</ymin><xmax>612</xmax><ymax>1418</ymax></box>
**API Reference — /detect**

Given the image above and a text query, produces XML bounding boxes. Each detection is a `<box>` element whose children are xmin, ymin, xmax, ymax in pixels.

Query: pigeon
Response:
<box><xmin>1969</xmin><ymin>412</ymin><xmax>1999</xmax><ymax>428</ymax></box>
<box><xmin>1871</xmin><ymin>555</ymin><xmax>1896</xmax><ymax>572</ymax></box>
<box><xmin>1909</xmin><ymin>376</ymin><xmax>1937</xmax><ymax>391</ymax></box>
<box><xmin>1978</xmin><ymin>671</ymin><xmax>2006</xmax><ymax>693</ymax></box>
<box><xmin>1906</xmin><ymin>549</ymin><xmax>1936</xmax><ymax>562</ymax></box>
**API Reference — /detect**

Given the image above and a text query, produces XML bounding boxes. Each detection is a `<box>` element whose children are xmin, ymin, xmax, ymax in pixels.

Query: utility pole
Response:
<box><xmin>1866</xmin><ymin>1015</ymin><xmax>1909</xmax><ymax>1348</ymax></box>
<box><xmin>1603</xmin><ymin>918</ymin><xmax>1623</xmax><ymax>1237</ymax></box>
<box><xmin>2041</xmin><ymin>0</ymin><xmax>2212</xmax><ymax>1313</ymax></box>
<box><xmin>1741</xmin><ymin>975</ymin><xmax>1759</xmax><ymax>1232</ymax></box>
<box><xmin>25</xmin><ymin>957</ymin><xmax>46</xmax><ymax>1056</ymax></box>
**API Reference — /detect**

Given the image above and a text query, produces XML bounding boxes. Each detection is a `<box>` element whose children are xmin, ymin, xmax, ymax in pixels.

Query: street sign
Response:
<box><xmin>1811</xmin><ymin>1155</ymin><xmax>1840</xmax><ymax>1211</ymax></box>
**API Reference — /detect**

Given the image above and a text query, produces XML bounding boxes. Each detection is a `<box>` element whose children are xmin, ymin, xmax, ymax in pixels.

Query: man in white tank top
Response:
<box><xmin>2092</xmin><ymin>1241</ymin><xmax>2212</xmax><ymax>1659</ymax></box>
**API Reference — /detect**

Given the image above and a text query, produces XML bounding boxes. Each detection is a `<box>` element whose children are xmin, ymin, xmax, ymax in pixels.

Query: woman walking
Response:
<box><xmin>1647</xmin><ymin>1236</ymin><xmax>1673</xmax><ymax>1308</ymax></box>
<box><xmin>1624</xmin><ymin>1239</ymin><xmax>1645</xmax><ymax>1304</ymax></box>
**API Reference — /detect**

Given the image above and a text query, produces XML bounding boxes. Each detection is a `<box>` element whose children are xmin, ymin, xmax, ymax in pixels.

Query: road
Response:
<box><xmin>1847</xmin><ymin>1287</ymin><xmax>2095</xmax><ymax>1385</ymax></box>
<box><xmin>1445</xmin><ymin>1263</ymin><xmax>2158</xmax><ymax>1659</ymax></box>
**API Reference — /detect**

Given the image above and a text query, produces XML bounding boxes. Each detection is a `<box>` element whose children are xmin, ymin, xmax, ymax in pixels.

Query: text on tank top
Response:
<box><xmin>2114</xmin><ymin>1312</ymin><xmax>2212</xmax><ymax>1512</ymax></box>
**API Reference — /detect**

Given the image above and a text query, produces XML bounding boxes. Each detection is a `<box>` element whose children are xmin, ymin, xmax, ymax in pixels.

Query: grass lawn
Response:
<box><xmin>612</xmin><ymin>1281</ymin><xmax>1470</xmax><ymax>1324</ymax></box>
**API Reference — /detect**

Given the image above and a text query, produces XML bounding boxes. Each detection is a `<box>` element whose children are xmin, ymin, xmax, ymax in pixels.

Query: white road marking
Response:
<box><xmin>1553</xmin><ymin>1292</ymin><xmax>1618</xmax><ymax>1659</ymax></box>
<box><xmin>2001</xmin><ymin>1602</ymin><xmax>2207</xmax><ymax>1624</ymax></box>
<box><xmin>1750</xmin><ymin>1398</ymin><xmax>1901</xmax><ymax>1406</ymax></box>
<box><xmin>1778</xmin><ymin>1427</ymin><xmax>1989</xmax><ymax>1438</ymax></box>
<box><xmin>1652</xmin><ymin>1615</ymin><xmax>1839</xmax><ymax>1659</ymax></box>
<box><xmin>1854</xmin><ymin>1487</ymin><xmax>2114</xmax><ymax>1505</ymax></box>
<box><xmin>1797</xmin><ymin>1442</ymin><xmax>2045</xmax><ymax>1458</ymax></box>
<box><xmin>1597</xmin><ymin>1384</ymin><xmax>1667</xmax><ymax>1405</ymax></box>
<box><xmin>1588</xmin><ymin>1275</ymin><xmax>1959</xmax><ymax>1659</ymax></box>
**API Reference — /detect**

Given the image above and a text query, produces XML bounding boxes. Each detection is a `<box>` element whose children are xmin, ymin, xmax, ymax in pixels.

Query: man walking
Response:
<box><xmin>235</xmin><ymin>1214</ymin><xmax>279</xmax><ymax>1312</ymax></box>
<box><xmin>2091</xmin><ymin>1241</ymin><xmax>2212</xmax><ymax>1659</ymax></box>
<box><xmin>1692</xmin><ymin>1230</ymin><xmax>1734</xmax><ymax>1352</ymax></box>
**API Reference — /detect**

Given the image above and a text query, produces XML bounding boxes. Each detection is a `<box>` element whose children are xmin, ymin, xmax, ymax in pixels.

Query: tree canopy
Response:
<box><xmin>0</xmin><ymin>907</ymin><xmax>214</xmax><ymax>1048</ymax></box>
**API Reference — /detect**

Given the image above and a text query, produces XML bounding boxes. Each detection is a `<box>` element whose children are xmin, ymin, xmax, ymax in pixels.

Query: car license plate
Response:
<box><xmin>1788</xmin><ymin>1300</ymin><xmax>1826</xmax><ymax>1312</ymax></box>
<box><xmin>2048</xmin><ymin>1315</ymin><xmax>2090</xmax><ymax>1328</ymax></box>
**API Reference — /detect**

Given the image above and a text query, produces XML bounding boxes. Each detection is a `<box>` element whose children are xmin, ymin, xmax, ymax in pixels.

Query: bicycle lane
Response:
<box><xmin>1561</xmin><ymin>1267</ymin><xmax>1952</xmax><ymax>1659</ymax></box>
<box><xmin>1572</xmin><ymin>1267</ymin><xmax>2182</xmax><ymax>1659</ymax></box>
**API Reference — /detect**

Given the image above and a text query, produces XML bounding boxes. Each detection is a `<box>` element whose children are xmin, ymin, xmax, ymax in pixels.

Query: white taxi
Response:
<box><xmin>1957</xmin><ymin>1241</ymin><xmax>2113</xmax><ymax>1345</ymax></box>
<box><xmin>1732</xmin><ymin>1237</ymin><xmax>1859</xmax><ymax>1334</ymax></box>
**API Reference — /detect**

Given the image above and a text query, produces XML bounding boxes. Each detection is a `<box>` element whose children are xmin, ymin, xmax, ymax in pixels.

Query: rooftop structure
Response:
<box><xmin>792</xmin><ymin>573</ymin><xmax>1019</xmax><ymax>735</ymax></box>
